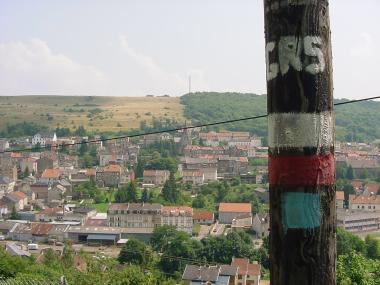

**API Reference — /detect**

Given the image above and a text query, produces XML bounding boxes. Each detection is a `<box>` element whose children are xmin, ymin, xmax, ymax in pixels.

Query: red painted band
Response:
<box><xmin>269</xmin><ymin>154</ymin><xmax>335</xmax><ymax>187</ymax></box>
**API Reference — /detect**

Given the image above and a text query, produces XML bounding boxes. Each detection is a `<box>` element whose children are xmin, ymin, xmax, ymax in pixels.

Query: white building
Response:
<box><xmin>182</xmin><ymin>170</ymin><xmax>204</xmax><ymax>185</ymax></box>
<box><xmin>337</xmin><ymin>209</ymin><xmax>380</xmax><ymax>232</ymax></box>
<box><xmin>219</xmin><ymin>203</ymin><xmax>252</xmax><ymax>225</ymax></box>
<box><xmin>32</xmin><ymin>133</ymin><xmax>57</xmax><ymax>146</ymax></box>
<box><xmin>349</xmin><ymin>194</ymin><xmax>380</xmax><ymax>211</ymax></box>
<box><xmin>162</xmin><ymin>206</ymin><xmax>193</xmax><ymax>234</ymax></box>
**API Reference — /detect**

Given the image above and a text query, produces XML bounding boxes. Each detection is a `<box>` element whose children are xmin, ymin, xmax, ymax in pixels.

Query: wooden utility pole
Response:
<box><xmin>264</xmin><ymin>0</ymin><xmax>335</xmax><ymax>284</ymax></box>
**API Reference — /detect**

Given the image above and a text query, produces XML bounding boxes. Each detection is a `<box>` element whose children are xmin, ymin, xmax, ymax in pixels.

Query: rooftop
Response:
<box><xmin>41</xmin><ymin>168</ymin><xmax>61</xmax><ymax>179</ymax></box>
<box><xmin>219</xmin><ymin>203</ymin><xmax>251</xmax><ymax>213</ymax></box>
<box><xmin>193</xmin><ymin>210</ymin><xmax>214</xmax><ymax>221</ymax></box>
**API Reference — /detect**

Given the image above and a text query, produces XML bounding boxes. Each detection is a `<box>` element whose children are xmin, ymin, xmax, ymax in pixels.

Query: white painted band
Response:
<box><xmin>268</xmin><ymin>112</ymin><xmax>333</xmax><ymax>148</ymax></box>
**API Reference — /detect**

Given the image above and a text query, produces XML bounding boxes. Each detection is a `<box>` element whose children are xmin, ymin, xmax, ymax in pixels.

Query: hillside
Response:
<box><xmin>181</xmin><ymin>92</ymin><xmax>380</xmax><ymax>142</ymax></box>
<box><xmin>1</xmin><ymin>93</ymin><xmax>380</xmax><ymax>142</ymax></box>
<box><xmin>0</xmin><ymin>95</ymin><xmax>184</xmax><ymax>133</ymax></box>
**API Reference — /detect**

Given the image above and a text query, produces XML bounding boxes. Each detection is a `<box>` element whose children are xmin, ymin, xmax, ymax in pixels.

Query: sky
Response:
<box><xmin>0</xmin><ymin>0</ymin><xmax>379</xmax><ymax>99</ymax></box>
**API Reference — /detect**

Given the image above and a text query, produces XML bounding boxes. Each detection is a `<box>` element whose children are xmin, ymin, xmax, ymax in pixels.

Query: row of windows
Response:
<box><xmin>356</xmin><ymin>205</ymin><xmax>377</xmax><ymax>209</ymax></box>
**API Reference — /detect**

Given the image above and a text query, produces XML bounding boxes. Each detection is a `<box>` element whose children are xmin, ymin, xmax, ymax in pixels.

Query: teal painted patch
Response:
<box><xmin>282</xmin><ymin>192</ymin><xmax>320</xmax><ymax>233</ymax></box>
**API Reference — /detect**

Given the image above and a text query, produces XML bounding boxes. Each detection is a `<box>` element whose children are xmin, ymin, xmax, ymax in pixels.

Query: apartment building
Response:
<box><xmin>107</xmin><ymin>203</ymin><xmax>162</xmax><ymax>228</ymax></box>
<box><xmin>162</xmin><ymin>206</ymin><xmax>193</xmax><ymax>234</ymax></box>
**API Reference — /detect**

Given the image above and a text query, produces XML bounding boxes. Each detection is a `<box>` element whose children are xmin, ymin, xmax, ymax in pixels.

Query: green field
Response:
<box><xmin>0</xmin><ymin>95</ymin><xmax>184</xmax><ymax>133</ymax></box>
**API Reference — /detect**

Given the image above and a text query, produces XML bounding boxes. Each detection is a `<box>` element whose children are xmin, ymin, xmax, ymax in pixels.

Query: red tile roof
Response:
<box><xmin>349</xmin><ymin>194</ymin><xmax>380</xmax><ymax>205</ymax></box>
<box><xmin>39</xmin><ymin>207</ymin><xmax>63</xmax><ymax>215</ymax></box>
<box><xmin>41</xmin><ymin>168</ymin><xmax>61</xmax><ymax>179</ymax></box>
<box><xmin>7</xmin><ymin>191</ymin><xmax>27</xmax><ymax>200</ymax></box>
<box><xmin>104</xmin><ymin>164</ymin><xmax>121</xmax><ymax>173</ymax></box>
<box><xmin>219</xmin><ymin>203</ymin><xmax>251</xmax><ymax>213</ymax></box>
<box><xmin>366</xmin><ymin>183</ymin><xmax>379</xmax><ymax>194</ymax></box>
<box><xmin>193</xmin><ymin>210</ymin><xmax>214</xmax><ymax>221</ymax></box>
<box><xmin>336</xmin><ymin>191</ymin><xmax>345</xmax><ymax>201</ymax></box>
<box><xmin>231</xmin><ymin>257</ymin><xmax>261</xmax><ymax>276</ymax></box>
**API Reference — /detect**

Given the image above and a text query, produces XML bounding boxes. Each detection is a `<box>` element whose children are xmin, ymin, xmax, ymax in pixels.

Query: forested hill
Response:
<box><xmin>180</xmin><ymin>92</ymin><xmax>380</xmax><ymax>142</ymax></box>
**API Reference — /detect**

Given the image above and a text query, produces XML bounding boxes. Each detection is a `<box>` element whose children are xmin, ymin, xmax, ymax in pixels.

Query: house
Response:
<box><xmin>3</xmin><ymin>191</ymin><xmax>28</xmax><ymax>211</ymax></box>
<box><xmin>0</xmin><ymin>202</ymin><xmax>8</xmax><ymax>218</ymax></box>
<box><xmin>219</xmin><ymin>203</ymin><xmax>252</xmax><ymax>225</ymax></box>
<box><xmin>0</xmin><ymin>139</ymin><xmax>10</xmax><ymax>152</ymax></box>
<box><xmin>32</xmin><ymin>132</ymin><xmax>57</xmax><ymax>146</ymax></box>
<box><xmin>37</xmin><ymin>156</ymin><xmax>57</xmax><ymax>175</ymax></box>
<box><xmin>231</xmin><ymin>257</ymin><xmax>261</xmax><ymax>285</ymax></box>
<box><xmin>48</xmin><ymin>184</ymin><xmax>66</xmax><ymax>205</ymax></box>
<box><xmin>217</xmin><ymin>156</ymin><xmax>249</xmax><ymax>178</ymax></box>
<box><xmin>336</xmin><ymin>191</ymin><xmax>345</xmax><ymax>209</ymax></box>
<box><xmin>182</xmin><ymin>170</ymin><xmax>204</xmax><ymax>185</ymax></box>
<box><xmin>0</xmin><ymin>221</ymin><xmax>17</xmax><ymax>237</ymax></box>
<box><xmin>182</xmin><ymin>264</ymin><xmax>238</xmax><ymax>285</ymax></box>
<box><xmin>193</xmin><ymin>210</ymin><xmax>215</xmax><ymax>225</ymax></box>
<box><xmin>364</xmin><ymin>183</ymin><xmax>380</xmax><ymax>195</ymax></box>
<box><xmin>0</xmin><ymin>176</ymin><xmax>15</xmax><ymax>197</ymax></box>
<box><xmin>351</xmin><ymin>180</ymin><xmax>363</xmax><ymax>192</ymax></box>
<box><xmin>0</xmin><ymin>153</ymin><xmax>18</xmax><ymax>181</ymax></box>
<box><xmin>40</xmin><ymin>168</ymin><xmax>62</xmax><ymax>182</ymax></box>
<box><xmin>252</xmin><ymin>213</ymin><xmax>269</xmax><ymax>238</ymax></box>
<box><xmin>162</xmin><ymin>206</ymin><xmax>193</xmax><ymax>234</ymax></box>
<box><xmin>349</xmin><ymin>194</ymin><xmax>380</xmax><ymax>211</ymax></box>
<box><xmin>347</xmin><ymin>158</ymin><xmax>380</xmax><ymax>177</ymax></box>
<box><xmin>199</xmin><ymin>131</ymin><xmax>251</xmax><ymax>147</ymax></box>
<box><xmin>337</xmin><ymin>209</ymin><xmax>380</xmax><ymax>232</ymax></box>
<box><xmin>183</xmin><ymin>145</ymin><xmax>226</xmax><ymax>158</ymax></box>
<box><xmin>20</xmin><ymin>157</ymin><xmax>38</xmax><ymax>174</ymax></box>
<box><xmin>143</xmin><ymin>170</ymin><xmax>170</xmax><ymax>186</ymax></box>
<box><xmin>96</xmin><ymin>164</ymin><xmax>121</xmax><ymax>187</ymax></box>
<box><xmin>232</xmin><ymin>214</ymin><xmax>253</xmax><ymax>229</ymax></box>
<box><xmin>31</xmin><ymin>182</ymin><xmax>51</xmax><ymax>201</ymax></box>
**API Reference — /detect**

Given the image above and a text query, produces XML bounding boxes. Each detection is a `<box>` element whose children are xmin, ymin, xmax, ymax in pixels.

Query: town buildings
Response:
<box><xmin>142</xmin><ymin>170</ymin><xmax>170</xmax><ymax>186</ymax></box>
<box><xmin>107</xmin><ymin>203</ymin><xmax>194</xmax><ymax>234</ymax></box>
<box><xmin>219</xmin><ymin>203</ymin><xmax>252</xmax><ymax>225</ymax></box>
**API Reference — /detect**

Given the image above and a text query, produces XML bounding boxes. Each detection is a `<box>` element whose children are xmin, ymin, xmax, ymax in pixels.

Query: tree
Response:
<box><xmin>365</xmin><ymin>235</ymin><xmax>380</xmax><ymax>259</ymax></box>
<box><xmin>336</xmin><ymin>252</ymin><xmax>379</xmax><ymax>285</ymax></box>
<box><xmin>79</xmin><ymin>139</ymin><xmax>88</xmax><ymax>156</ymax></box>
<box><xmin>118</xmin><ymin>238</ymin><xmax>152</xmax><ymax>265</ymax></box>
<box><xmin>336</xmin><ymin>227</ymin><xmax>366</xmax><ymax>257</ymax></box>
<box><xmin>10</xmin><ymin>205</ymin><xmax>20</xmax><ymax>220</ymax></box>
<box><xmin>151</xmin><ymin>225</ymin><xmax>178</xmax><ymax>252</ymax></box>
<box><xmin>346</xmin><ymin>165</ymin><xmax>354</xmax><ymax>180</ymax></box>
<box><xmin>74</xmin><ymin>126</ymin><xmax>86</xmax><ymax>137</ymax></box>
<box><xmin>126</xmin><ymin>182</ymin><xmax>138</xmax><ymax>203</ymax></box>
<box><xmin>141</xmin><ymin>188</ymin><xmax>150</xmax><ymax>203</ymax></box>
<box><xmin>162</xmin><ymin>173</ymin><xmax>180</xmax><ymax>203</ymax></box>
<box><xmin>23</xmin><ymin>166</ymin><xmax>30</xmax><ymax>178</ymax></box>
<box><xmin>115</xmin><ymin>186</ymin><xmax>128</xmax><ymax>203</ymax></box>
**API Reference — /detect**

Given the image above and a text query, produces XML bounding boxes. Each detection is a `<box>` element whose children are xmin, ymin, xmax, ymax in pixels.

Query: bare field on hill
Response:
<box><xmin>0</xmin><ymin>96</ymin><xmax>184</xmax><ymax>132</ymax></box>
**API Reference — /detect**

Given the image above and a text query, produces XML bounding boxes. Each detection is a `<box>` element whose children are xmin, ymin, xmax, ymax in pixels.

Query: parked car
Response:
<box><xmin>27</xmin><ymin>243</ymin><xmax>39</xmax><ymax>250</ymax></box>
<box><xmin>0</xmin><ymin>235</ymin><xmax>5</xmax><ymax>241</ymax></box>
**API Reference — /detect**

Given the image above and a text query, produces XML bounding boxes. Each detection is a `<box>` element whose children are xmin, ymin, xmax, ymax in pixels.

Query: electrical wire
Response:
<box><xmin>2</xmin><ymin>95</ymin><xmax>380</xmax><ymax>154</ymax></box>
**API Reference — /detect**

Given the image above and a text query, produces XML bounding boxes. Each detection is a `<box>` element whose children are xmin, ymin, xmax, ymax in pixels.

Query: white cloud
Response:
<box><xmin>0</xmin><ymin>39</ymin><xmax>108</xmax><ymax>95</ymax></box>
<box><xmin>119</xmin><ymin>35</ymin><xmax>209</xmax><ymax>95</ymax></box>
<box><xmin>350</xmin><ymin>32</ymin><xmax>374</xmax><ymax>58</ymax></box>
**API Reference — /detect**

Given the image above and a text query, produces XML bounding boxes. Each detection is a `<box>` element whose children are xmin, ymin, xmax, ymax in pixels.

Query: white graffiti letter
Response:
<box><xmin>266</xmin><ymin>41</ymin><xmax>279</xmax><ymax>81</ymax></box>
<box><xmin>278</xmin><ymin>36</ymin><xmax>302</xmax><ymax>75</ymax></box>
<box><xmin>304</xmin><ymin>36</ymin><xmax>325</xmax><ymax>74</ymax></box>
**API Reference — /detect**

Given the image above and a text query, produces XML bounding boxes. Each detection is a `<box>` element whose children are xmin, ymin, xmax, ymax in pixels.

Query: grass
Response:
<box><xmin>92</xmin><ymin>203</ymin><xmax>110</xmax><ymax>213</ymax></box>
<box><xmin>0</xmin><ymin>95</ymin><xmax>184</xmax><ymax>132</ymax></box>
